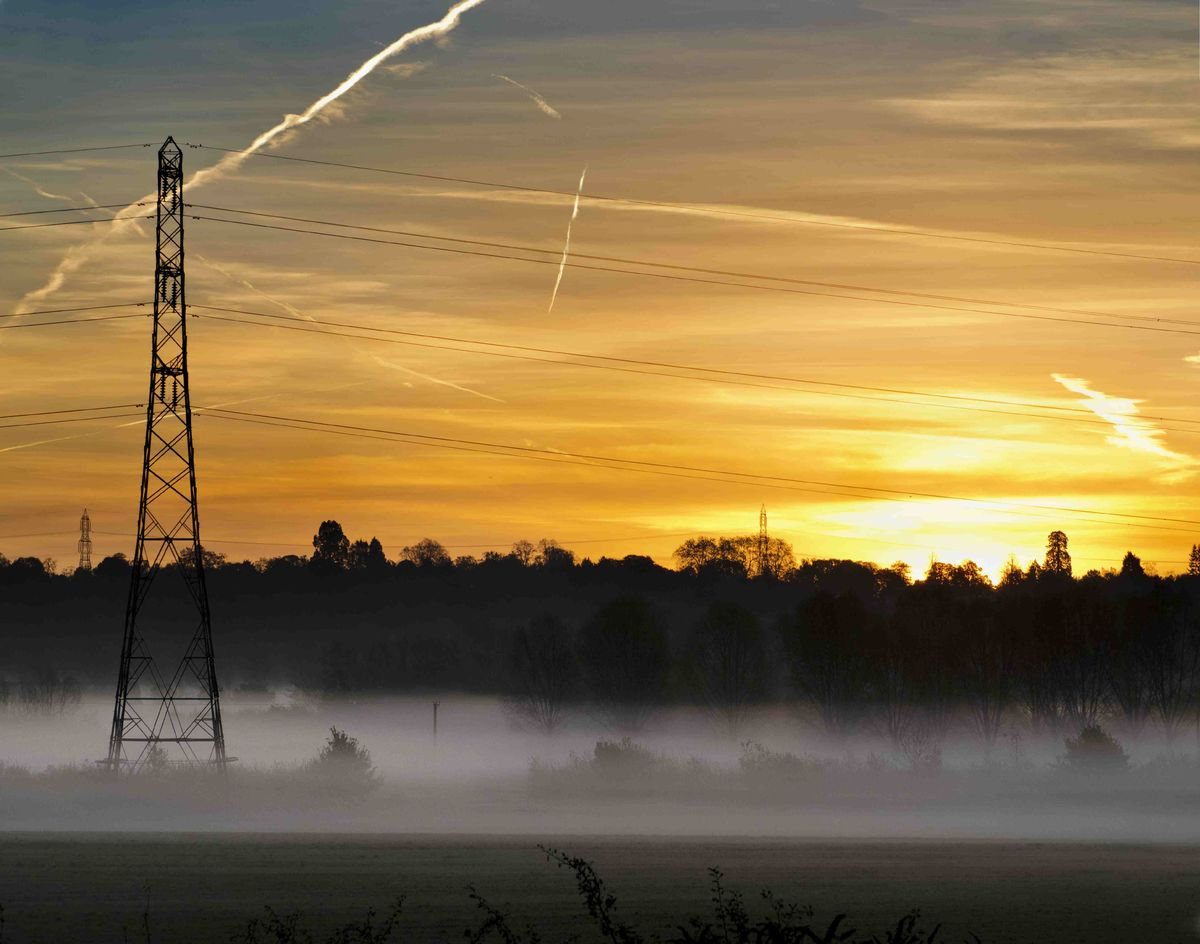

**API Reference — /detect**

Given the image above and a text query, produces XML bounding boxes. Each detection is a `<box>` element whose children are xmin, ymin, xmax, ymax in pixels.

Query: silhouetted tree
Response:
<box><xmin>510</xmin><ymin>540</ymin><xmax>536</xmax><ymax>566</ymax></box>
<box><xmin>577</xmin><ymin>597</ymin><xmax>670</xmax><ymax>731</ymax></box>
<box><xmin>178</xmin><ymin>544</ymin><xmax>226</xmax><ymax>571</ymax></box>
<box><xmin>93</xmin><ymin>553</ymin><xmax>130</xmax><ymax>580</ymax></box>
<box><xmin>674</xmin><ymin>537</ymin><xmax>747</xmax><ymax>580</ymax></box>
<box><xmin>956</xmin><ymin>597</ymin><xmax>1013</xmax><ymax>751</ymax></box>
<box><xmin>779</xmin><ymin>593</ymin><xmax>869</xmax><ymax>736</ymax></box>
<box><xmin>400</xmin><ymin>538</ymin><xmax>451</xmax><ymax>568</ymax></box>
<box><xmin>1120</xmin><ymin>551</ymin><xmax>1145</xmax><ymax>579</ymax></box>
<box><xmin>349</xmin><ymin>537</ymin><xmax>388</xmax><ymax>570</ymax></box>
<box><xmin>1189</xmin><ymin>545</ymin><xmax>1200</xmax><ymax>577</ymax></box>
<box><xmin>1044</xmin><ymin>531</ymin><xmax>1072</xmax><ymax>576</ymax></box>
<box><xmin>506</xmin><ymin>614</ymin><xmax>576</xmax><ymax>734</ymax></box>
<box><xmin>687</xmin><ymin>602</ymin><xmax>769</xmax><ymax>736</ymax></box>
<box><xmin>536</xmin><ymin>539</ymin><xmax>575</xmax><ymax>570</ymax></box>
<box><xmin>312</xmin><ymin>520</ymin><xmax>350</xmax><ymax>572</ymax></box>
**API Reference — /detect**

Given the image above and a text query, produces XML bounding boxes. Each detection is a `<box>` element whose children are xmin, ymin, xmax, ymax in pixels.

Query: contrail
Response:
<box><xmin>11</xmin><ymin>0</ymin><xmax>490</xmax><ymax>315</ymax></box>
<box><xmin>548</xmin><ymin>165</ymin><xmax>587</xmax><ymax>313</ymax></box>
<box><xmin>373</xmin><ymin>354</ymin><xmax>504</xmax><ymax>402</ymax></box>
<box><xmin>493</xmin><ymin>74</ymin><xmax>561</xmax><ymax>119</ymax></box>
<box><xmin>1</xmin><ymin>167</ymin><xmax>75</xmax><ymax>204</ymax></box>
<box><xmin>193</xmin><ymin>252</ymin><xmax>312</xmax><ymax>322</ymax></box>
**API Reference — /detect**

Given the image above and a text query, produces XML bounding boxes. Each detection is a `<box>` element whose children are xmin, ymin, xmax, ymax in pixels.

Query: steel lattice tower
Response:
<box><xmin>77</xmin><ymin>508</ymin><xmax>93</xmax><ymax>572</ymax></box>
<box><xmin>106</xmin><ymin>137</ymin><xmax>226</xmax><ymax>771</ymax></box>
<box><xmin>756</xmin><ymin>504</ymin><xmax>769</xmax><ymax>578</ymax></box>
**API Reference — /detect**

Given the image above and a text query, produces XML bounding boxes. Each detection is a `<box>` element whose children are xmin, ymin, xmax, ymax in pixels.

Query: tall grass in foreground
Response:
<box><xmin>15</xmin><ymin>846</ymin><xmax>976</xmax><ymax>944</ymax></box>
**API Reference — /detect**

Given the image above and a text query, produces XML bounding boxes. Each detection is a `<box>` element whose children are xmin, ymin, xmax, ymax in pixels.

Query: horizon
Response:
<box><xmin>2</xmin><ymin>0</ymin><xmax>1197</xmax><ymax>583</ymax></box>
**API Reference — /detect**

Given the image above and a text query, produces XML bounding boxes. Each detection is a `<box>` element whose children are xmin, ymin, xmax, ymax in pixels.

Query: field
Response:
<box><xmin>0</xmin><ymin>834</ymin><xmax>1197</xmax><ymax>944</ymax></box>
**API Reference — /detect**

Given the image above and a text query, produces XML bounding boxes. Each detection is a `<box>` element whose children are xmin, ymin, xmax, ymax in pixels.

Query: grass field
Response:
<box><xmin>0</xmin><ymin>833</ymin><xmax>1196</xmax><ymax>943</ymax></box>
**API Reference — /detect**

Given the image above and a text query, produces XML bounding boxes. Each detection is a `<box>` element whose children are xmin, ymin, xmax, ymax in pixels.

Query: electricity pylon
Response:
<box><xmin>77</xmin><ymin>509</ymin><xmax>92</xmax><ymax>572</ymax></box>
<box><xmin>756</xmin><ymin>504</ymin><xmax>769</xmax><ymax>578</ymax></box>
<box><xmin>106</xmin><ymin>137</ymin><xmax>226</xmax><ymax>771</ymax></box>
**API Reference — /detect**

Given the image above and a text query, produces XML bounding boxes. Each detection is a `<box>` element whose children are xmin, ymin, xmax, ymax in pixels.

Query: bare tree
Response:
<box><xmin>687</xmin><ymin>602</ymin><xmax>768</xmax><ymax>736</ymax></box>
<box><xmin>17</xmin><ymin>668</ymin><xmax>81</xmax><ymax>715</ymax></box>
<box><xmin>958</xmin><ymin>601</ymin><xmax>1013</xmax><ymax>752</ymax></box>
<box><xmin>510</xmin><ymin>540</ymin><xmax>536</xmax><ymax>566</ymax></box>
<box><xmin>400</xmin><ymin>538</ymin><xmax>451</xmax><ymax>568</ymax></box>
<box><xmin>506</xmin><ymin>615</ymin><xmax>577</xmax><ymax>734</ymax></box>
<box><xmin>778</xmin><ymin>593</ymin><xmax>869</xmax><ymax>737</ymax></box>
<box><xmin>577</xmin><ymin>597</ymin><xmax>670</xmax><ymax>731</ymax></box>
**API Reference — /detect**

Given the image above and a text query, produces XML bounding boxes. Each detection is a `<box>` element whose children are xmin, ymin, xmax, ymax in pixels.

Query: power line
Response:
<box><xmin>198</xmin><ymin>406</ymin><xmax>1200</xmax><ymax>533</ymax></box>
<box><xmin>0</xmin><ymin>215</ymin><xmax>153</xmax><ymax>234</ymax></box>
<box><xmin>191</xmin><ymin>214</ymin><xmax>1200</xmax><ymax>338</ymax></box>
<box><xmin>86</xmin><ymin>528</ymin><xmax>701</xmax><ymax>550</ymax></box>
<box><xmin>0</xmin><ymin>411</ymin><xmax>144</xmax><ymax>431</ymax></box>
<box><xmin>0</xmin><ymin>203</ymin><xmax>142</xmax><ymax>220</ymax></box>
<box><xmin>191</xmin><ymin>303</ymin><xmax>1200</xmax><ymax>437</ymax></box>
<box><xmin>0</xmin><ymin>302</ymin><xmax>147</xmax><ymax>321</ymax></box>
<box><xmin>0</xmin><ymin>143</ymin><xmax>155</xmax><ymax>160</ymax></box>
<box><xmin>181</xmin><ymin>143</ymin><xmax>1199</xmax><ymax>266</ymax></box>
<box><xmin>0</xmin><ymin>404</ymin><xmax>142</xmax><ymax>421</ymax></box>
<box><xmin>0</xmin><ymin>313</ymin><xmax>147</xmax><ymax>330</ymax></box>
<box><xmin>187</xmin><ymin>203</ymin><xmax>1169</xmax><ymax>324</ymax></box>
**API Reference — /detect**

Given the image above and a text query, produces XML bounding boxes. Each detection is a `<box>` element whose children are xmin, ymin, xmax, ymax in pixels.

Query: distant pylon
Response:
<box><xmin>756</xmin><ymin>504</ymin><xmax>769</xmax><ymax>578</ymax></box>
<box><xmin>106</xmin><ymin>137</ymin><xmax>226</xmax><ymax>772</ymax></box>
<box><xmin>77</xmin><ymin>509</ymin><xmax>93</xmax><ymax>572</ymax></box>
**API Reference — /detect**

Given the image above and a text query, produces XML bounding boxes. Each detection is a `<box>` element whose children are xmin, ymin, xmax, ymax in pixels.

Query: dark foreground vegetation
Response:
<box><xmin>4</xmin><ymin>525</ymin><xmax>1200</xmax><ymax>752</ymax></box>
<box><xmin>0</xmin><ymin>847</ymin><xmax>978</xmax><ymax>944</ymax></box>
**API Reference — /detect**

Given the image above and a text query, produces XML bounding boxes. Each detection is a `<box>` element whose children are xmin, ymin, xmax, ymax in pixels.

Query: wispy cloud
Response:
<box><xmin>493</xmin><ymin>74</ymin><xmax>562</xmax><ymax>119</ymax></box>
<box><xmin>1052</xmin><ymin>373</ymin><xmax>1195</xmax><ymax>475</ymax></box>
<box><xmin>887</xmin><ymin>51</ymin><xmax>1199</xmax><ymax>150</ymax></box>
<box><xmin>548</xmin><ymin>165</ymin><xmax>587</xmax><ymax>313</ymax></box>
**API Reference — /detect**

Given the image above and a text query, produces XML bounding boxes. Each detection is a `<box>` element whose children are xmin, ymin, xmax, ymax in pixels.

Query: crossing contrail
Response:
<box><xmin>548</xmin><ymin>165</ymin><xmax>587</xmax><ymax>313</ymax></box>
<box><xmin>11</xmin><ymin>0</ymin><xmax>490</xmax><ymax>315</ymax></box>
<box><xmin>2</xmin><ymin>167</ymin><xmax>75</xmax><ymax>204</ymax></box>
<box><xmin>493</xmin><ymin>74</ymin><xmax>561</xmax><ymax>119</ymax></box>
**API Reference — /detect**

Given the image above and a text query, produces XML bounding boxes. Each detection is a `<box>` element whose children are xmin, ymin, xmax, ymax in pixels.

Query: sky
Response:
<box><xmin>0</xmin><ymin>0</ymin><xmax>1197</xmax><ymax>578</ymax></box>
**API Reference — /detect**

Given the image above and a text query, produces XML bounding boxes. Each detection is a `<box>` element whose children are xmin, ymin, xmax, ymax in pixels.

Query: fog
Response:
<box><xmin>3</xmin><ymin>693</ymin><xmax>1198</xmax><ymax>842</ymax></box>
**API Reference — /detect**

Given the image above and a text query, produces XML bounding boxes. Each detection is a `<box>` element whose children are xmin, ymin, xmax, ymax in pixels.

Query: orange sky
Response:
<box><xmin>1</xmin><ymin>0</ymin><xmax>1197</xmax><ymax>578</ymax></box>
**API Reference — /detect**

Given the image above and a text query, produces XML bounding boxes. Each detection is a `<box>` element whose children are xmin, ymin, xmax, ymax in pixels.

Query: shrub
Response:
<box><xmin>738</xmin><ymin>741</ymin><xmax>825</xmax><ymax>782</ymax></box>
<box><xmin>1062</xmin><ymin>724</ymin><xmax>1129</xmax><ymax>773</ymax></box>
<box><xmin>307</xmin><ymin>727</ymin><xmax>379</xmax><ymax>798</ymax></box>
<box><xmin>592</xmin><ymin>737</ymin><xmax>658</xmax><ymax>780</ymax></box>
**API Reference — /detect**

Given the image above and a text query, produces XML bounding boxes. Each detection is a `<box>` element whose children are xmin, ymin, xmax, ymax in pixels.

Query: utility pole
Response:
<box><xmin>77</xmin><ymin>509</ymin><xmax>93</xmax><ymax>572</ymax></box>
<box><xmin>756</xmin><ymin>504</ymin><xmax>769</xmax><ymax>578</ymax></box>
<box><xmin>106</xmin><ymin>137</ymin><xmax>226</xmax><ymax>772</ymax></box>
<box><xmin>432</xmin><ymin>701</ymin><xmax>439</xmax><ymax>743</ymax></box>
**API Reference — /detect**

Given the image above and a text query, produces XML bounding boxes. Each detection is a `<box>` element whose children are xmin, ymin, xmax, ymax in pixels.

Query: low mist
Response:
<box><xmin>3</xmin><ymin>692</ymin><xmax>1199</xmax><ymax>841</ymax></box>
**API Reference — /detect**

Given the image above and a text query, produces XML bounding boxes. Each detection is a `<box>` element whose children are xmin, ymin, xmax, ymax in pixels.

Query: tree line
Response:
<box><xmin>3</xmin><ymin>524</ymin><xmax>1200</xmax><ymax>746</ymax></box>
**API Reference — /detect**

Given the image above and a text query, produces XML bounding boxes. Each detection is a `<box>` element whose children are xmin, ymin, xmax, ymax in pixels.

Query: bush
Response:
<box><xmin>1062</xmin><ymin>724</ymin><xmax>1129</xmax><ymax>773</ymax></box>
<box><xmin>738</xmin><ymin>741</ymin><xmax>825</xmax><ymax>782</ymax></box>
<box><xmin>307</xmin><ymin>727</ymin><xmax>379</xmax><ymax>798</ymax></box>
<box><xmin>592</xmin><ymin>737</ymin><xmax>659</xmax><ymax>780</ymax></box>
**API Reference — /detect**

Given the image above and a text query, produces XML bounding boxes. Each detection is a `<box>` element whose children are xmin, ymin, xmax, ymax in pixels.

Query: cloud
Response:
<box><xmin>887</xmin><ymin>50</ymin><xmax>1199</xmax><ymax>150</ymax></box>
<box><xmin>1052</xmin><ymin>373</ymin><xmax>1195</xmax><ymax>476</ymax></box>
<box><xmin>383</xmin><ymin>61</ymin><xmax>431</xmax><ymax>79</ymax></box>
